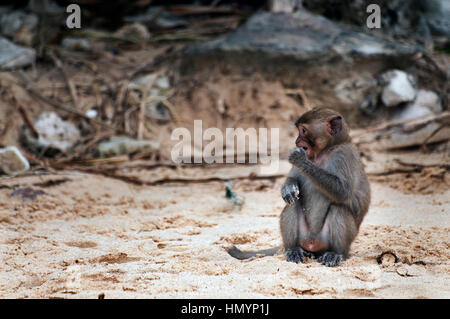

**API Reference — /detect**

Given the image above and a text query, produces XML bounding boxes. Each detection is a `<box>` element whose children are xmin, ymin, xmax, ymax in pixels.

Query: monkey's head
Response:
<box><xmin>294</xmin><ymin>107</ymin><xmax>350</xmax><ymax>160</ymax></box>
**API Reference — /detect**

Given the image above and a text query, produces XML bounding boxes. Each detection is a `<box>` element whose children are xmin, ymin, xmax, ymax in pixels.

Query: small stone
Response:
<box><xmin>128</xmin><ymin>73</ymin><xmax>158</xmax><ymax>91</ymax></box>
<box><xmin>85</xmin><ymin>109</ymin><xmax>97</xmax><ymax>119</ymax></box>
<box><xmin>413</xmin><ymin>90</ymin><xmax>442</xmax><ymax>113</ymax></box>
<box><xmin>392</xmin><ymin>90</ymin><xmax>442</xmax><ymax>121</ymax></box>
<box><xmin>155</xmin><ymin>76</ymin><xmax>170</xmax><ymax>90</ymax></box>
<box><xmin>396</xmin><ymin>265</ymin><xmax>424</xmax><ymax>277</ymax></box>
<box><xmin>62</xmin><ymin>37</ymin><xmax>92</xmax><ymax>51</ymax></box>
<box><xmin>268</xmin><ymin>0</ymin><xmax>302</xmax><ymax>13</ymax></box>
<box><xmin>97</xmin><ymin>136</ymin><xmax>160</xmax><ymax>158</ymax></box>
<box><xmin>0</xmin><ymin>37</ymin><xmax>35</xmax><ymax>69</ymax></box>
<box><xmin>392</xmin><ymin>103</ymin><xmax>433</xmax><ymax>121</ymax></box>
<box><xmin>380</xmin><ymin>70</ymin><xmax>417</xmax><ymax>107</ymax></box>
<box><xmin>115</xmin><ymin>23</ymin><xmax>150</xmax><ymax>41</ymax></box>
<box><xmin>0</xmin><ymin>146</ymin><xmax>30</xmax><ymax>176</ymax></box>
<box><xmin>268</xmin><ymin>0</ymin><xmax>301</xmax><ymax>13</ymax></box>
<box><xmin>0</xmin><ymin>10</ymin><xmax>38</xmax><ymax>46</ymax></box>
<box><xmin>22</xmin><ymin>112</ymin><xmax>81</xmax><ymax>154</ymax></box>
<box><xmin>124</xmin><ymin>7</ymin><xmax>187</xmax><ymax>29</ymax></box>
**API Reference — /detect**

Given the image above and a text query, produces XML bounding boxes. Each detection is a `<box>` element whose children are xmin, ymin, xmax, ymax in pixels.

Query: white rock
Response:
<box><xmin>85</xmin><ymin>109</ymin><xmax>98</xmax><ymax>119</ymax></box>
<box><xmin>413</xmin><ymin>90</ymin><xmax>442</xmax><ymax>113</ymax></box>
<box><xmin>128</xmin><ymin>73</ymin><xmax>158</xmax><ymax>91</ymax></box>
<box><xmin>155</xmin><ymin>76</ymin><xmax>170</xmax><ymax>90</ymax></box>
<box><xmin>380</xmin><ymin>70</ymin><xmax>416</xmax><ymax>107</ymax></box>
<box><xmin>128</xmin><ymin>74</ymin><xmax>170</xmax><ymax>91</ymax></box>
<box><xmin>392</xmin><ymin>103</ymin><xmax>433</xmax><ymax>121</ymax></box>
<box><xmin>115</xmin><ymin>23</ymin><xmax>150</xmax><ymax>41</ymax></box>
<box><xmin>268</xmin><ymin>0</ymin><xmax>301</xmax><ymax>13</ymax></box>
<box><xmin>25</xmin><ymin>112</ymin><xmax>81</xmax><ymax>152</ymax></box>
<box><xmin>97</xmin><ymin>136</ymin><xmax>160</xmax><ymax>158</ymax></box>
<box><xmin>0</xmin><ymin>146</ymin><xmax>29</xmax><ymax>175</ymax></box>
<box><xmin>0</xmin><ymin>37</ymin><xmax>35</xmax><ymax>69</ymax></box>
<box><xmin>62</xmin><ymin>37</ymin><xmax>92</xmax><ymax>51</ymax></box>
<box><xmin>393</xmin><ymin>90</ymin><xmax>442</xmax><ymax>121</ymax></box>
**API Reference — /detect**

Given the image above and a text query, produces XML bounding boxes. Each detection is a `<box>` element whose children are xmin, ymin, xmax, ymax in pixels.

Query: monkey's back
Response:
<box><xmin>300</xmin><ymin>143</ymin><xmax>370</xmax><ymax>231</ymax></box>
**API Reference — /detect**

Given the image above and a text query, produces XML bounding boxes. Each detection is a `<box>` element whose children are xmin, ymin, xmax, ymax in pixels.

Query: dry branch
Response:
<box><xmin>81</xmin><ymin>170</ymin><xmax>286</xmax><ymax>186</ymax></box>
<box><xmin>48</xmin><ymin>52</ymin><xmax>80</xmax><ymax>110</ymax></box>
<box><xmin>353</xmin><ymin>112</ymin><xmax>450</xmax><ymax>150</ymax></box>
<box><xmin>1</xmin><ymin>71</ymin><xmax>112</xmax><ymax>128</ymax></box>
<box><xmin>11</xmin><ymin>94</ymin><xmax>39</xmax><ymax>139</ymax></box>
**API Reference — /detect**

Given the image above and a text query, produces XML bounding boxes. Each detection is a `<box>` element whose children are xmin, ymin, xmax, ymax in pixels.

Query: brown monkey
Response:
<box><xmin>227</xmin><ymin>107</ymin><xmax>370</xmax><ymax>267</ymax></box>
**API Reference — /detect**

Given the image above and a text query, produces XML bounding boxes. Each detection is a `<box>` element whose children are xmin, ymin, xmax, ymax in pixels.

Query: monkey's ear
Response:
<box><xmin>327</xmin><ymin>116</ymin><xmax>342</xmax><ymax>136</ymax></box>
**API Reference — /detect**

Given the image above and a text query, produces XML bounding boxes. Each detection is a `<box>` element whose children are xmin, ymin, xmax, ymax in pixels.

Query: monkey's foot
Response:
<box><xmin>302</xmin><ymin>250</ymin><xmax>315</xmax><ymax>259</ymax></box>
<box><xmin>285</xmin><ymin>248</ymin><xmax>307</xmax><ymax>264</ymax></box>
<box><xmin>317</xmin><ymin>252</ymin><xmax>343</xmax><ymax>267</ymax></box>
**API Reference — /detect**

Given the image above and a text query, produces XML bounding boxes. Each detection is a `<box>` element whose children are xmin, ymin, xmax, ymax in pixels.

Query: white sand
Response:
<box><xmin>0</xmin><ymin>167</ymin><xmax>448</xmax><ymax>299</ymax></box>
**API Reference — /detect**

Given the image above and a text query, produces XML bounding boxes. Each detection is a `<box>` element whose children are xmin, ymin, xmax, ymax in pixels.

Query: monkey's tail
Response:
<box><xmin>226</xmin><ymin>245</ymin><xmax>280</xmax><ymax>260</ymax></box>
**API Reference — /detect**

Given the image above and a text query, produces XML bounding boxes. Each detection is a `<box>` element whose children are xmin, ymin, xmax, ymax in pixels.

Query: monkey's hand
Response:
<box><xmin>288</xmin><ymin>147</ymin><xmax>308</xmax><ymax>168</ymax></box>
<box><xmin>281</xmin><ymin>183</ymin><xmax>299</xmax><ymax>205</ymax></box>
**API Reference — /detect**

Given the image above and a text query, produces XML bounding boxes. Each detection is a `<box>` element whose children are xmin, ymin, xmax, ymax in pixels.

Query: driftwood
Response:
<box><xmin>81</xmin><ymin>169</ymin><xmax>286</xmax><ymax>186</ymax></box>
<box><xmin>353</xmin><ymin>112</ymin><xmax>450</xmax><ymax>150</ymax></box>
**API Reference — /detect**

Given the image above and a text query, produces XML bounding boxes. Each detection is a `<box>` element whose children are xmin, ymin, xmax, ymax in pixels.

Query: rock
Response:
<box><xmin>85</xmin><ymin>109</ymin><xmax>98</xmax><ymax>119</ymax></box>
<box><xmin>413</xmin><ymin>90</ymin><xmax>442</xmax><ymax>113</ymax></box>
<box><xmin>97</xmin><ymin>136</ymin><xmax>160</xmax><ymax>158</ymax></box>
<box><xmin>0</xmin><ymin>10</ymin><xmax>38</xmax><ymax>46</ymax></box>
<box><xmin>190</xmin><ymin>10</ymin><xmax>420</xmax><ymax>63</ymax></box>
<box><xmin>155</xmin><ymin>76</ymin><xmax>170</xmax><ymax>90</ymax></box>
<box><xmin>128</xmin><ymin>73</ymin><xmax>158</xmax><ymax>91</ymax></box>
<box><xmin>62</xmin><ymin>37</ymin><xmax>92</xmax><ymax>51</ymax></box>
<box><xmin>22</xmin><ymin>112</ymin><xmax>81</xmax><ymax>154</ymax></box>
<box><xmin>424</xmin><ymin>0</ymin><xmax>450</xmax><ymax>37</ymax></box>
<box><xmin>0</xmin><ymin>146</ymin><xmax>30</xmax><ymax>175</ymax></box>
<box><xmin>115</xmin><ymin>23</ymin><xmax>150</xmax><ymax>42</ymax></box>
<box><xmin>28</xmin><ymin>0</ymin><xmax>63</xmax><ymax>15</ymax></box>
<box><xmin>380</xmin><ymin>70</ymin><xmax>417</xmax><ymax>107</ymax></box>
<box><xmin>0</xmin><ymin>37</ymin><xmax>35</xmax><ymax>69</ymax></box>
<box><xmin>129</xmin><ymin>73</ymin><xmax>170</xmax><ymax>91</ymax></box>
<box><xmin>303</xmin><ymin>0</ymin><xmax>438</xmax><ymax>47</ymax></box>
<box><xmin>396</xmin><ymin>265</ymin><xmax>425</xmax><ymax>277</ymax></box>
<box><xmin>392</xmin><ymin>103</ymin><xmax>433</xmax><ymax>121</ymax></box>
<box><xmin>392</xmin><ymin>90</ymin><xmax>442</xmax><ymax>121</ymax></box>
<box><xmin>268</xmin><ymin>0</ymin><xmax>301</xmax><ymax>13</ymax></box>
<box><xmin>124</xmin><ymin>7</ymin><xmax>187</xmax><ymax>29</ymax></box>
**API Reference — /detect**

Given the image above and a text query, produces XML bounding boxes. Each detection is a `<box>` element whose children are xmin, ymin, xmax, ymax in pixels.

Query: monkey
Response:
<box><xmin>227</xmin><ymin>107</ymin><xmax>371</xmax><ymax>267</ymax></box>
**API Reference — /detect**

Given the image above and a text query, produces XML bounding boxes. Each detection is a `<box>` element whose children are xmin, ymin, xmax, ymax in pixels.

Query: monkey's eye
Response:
<box><xmin>302</xmin><ymin>128</ymin><xmax>307</xmax><ymax>135</ymax></box>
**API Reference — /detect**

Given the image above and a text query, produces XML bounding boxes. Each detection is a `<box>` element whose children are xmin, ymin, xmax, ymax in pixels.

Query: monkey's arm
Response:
<box><xmin>288</xmin><ymin>147</ymin><xmax>353</xmax><ymax>203</ymax></box>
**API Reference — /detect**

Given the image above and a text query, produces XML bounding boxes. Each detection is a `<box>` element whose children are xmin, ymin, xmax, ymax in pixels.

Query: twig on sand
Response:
<box><xmin>137</xmin><ymin>75</ymin><xmax>158</xmax><ymax>139</ymax></box>
<box><xmin>48</xmin><ymin>51</ymin><xmax>80</xmax><ymax>110</ymax></box>
<box><xmin>2</xmin><ymin>71</ymin><xmax>113</xmax><ymax>128</ymax></box>
<box><xmin>11</xmin><ymin>94</ymin><xmax>39</xmax><ymax>139</ymax></box>
<box><xmin>76</xmin><ymin>169</ymin><xmax>286</xmax><ymax>186</ymax></box>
